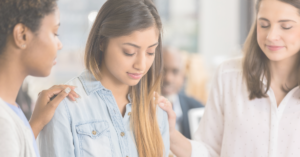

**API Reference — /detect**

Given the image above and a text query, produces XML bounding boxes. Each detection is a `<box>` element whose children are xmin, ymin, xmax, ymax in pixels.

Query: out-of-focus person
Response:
<box><xmin>161</xmin><ymin>47</ymin><xmax>204</xmax><ymax>139</ymax></box>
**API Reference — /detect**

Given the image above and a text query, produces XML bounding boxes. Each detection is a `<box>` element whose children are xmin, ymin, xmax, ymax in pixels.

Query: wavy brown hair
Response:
<box><xmin>243</xmin><ymin>0</ymin><xmax>300</xmax><ymax>100</ymax></box>
<box><xmin>84</xmin><ymin>0</ymin><xmax>164</xmax><ymax>156</ymax></box>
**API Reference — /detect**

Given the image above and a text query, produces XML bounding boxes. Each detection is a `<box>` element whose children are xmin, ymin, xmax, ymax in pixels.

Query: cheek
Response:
<box><xmin>104</xmin><ymin>48</ymin><xmax>131</xmax><ymax>72</ymax></box>
<box><xmin>146</xmin><ymin>56</ymin><xmax>155</xmax><ymax>70</ymax></box>
<box><xmin>284</xmin><ymin>31</ymin><xmax>300</xmax><ymax>51</ymax></box>
<box><xmin>257</xmin><ymin>27</ymin><xmax>267</xmax><ymax>47</ymax></box>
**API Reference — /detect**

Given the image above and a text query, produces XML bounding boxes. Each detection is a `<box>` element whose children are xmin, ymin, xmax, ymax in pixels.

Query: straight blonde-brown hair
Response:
<box><xmin>84</xmin><ymin>0</ymin><xmax>164</xmax><ymax>156</ymax></box>
<box><xmin>243</xmin><ymin>0</ymin><xmax>300</xmax><ymax>100</ymax></box>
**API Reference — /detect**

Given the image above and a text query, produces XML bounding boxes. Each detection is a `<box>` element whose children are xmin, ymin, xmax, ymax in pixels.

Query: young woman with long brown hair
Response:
<box><xmin>39</xmin><ymin>0</ymin><xmax>170</xmax><ymax>157</ymax></box>
<box><xmin>159</xmin><ymin>0</ymin><xmax>300</xmax><ymax>157</ymax></box>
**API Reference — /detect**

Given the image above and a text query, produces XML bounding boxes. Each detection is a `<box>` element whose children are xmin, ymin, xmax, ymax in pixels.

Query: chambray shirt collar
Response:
<box><xmin>78</xmin><ymin>70</ymin><xmax>132</xmax><ymax>103</ymax></box>
<box><xmin>78</xmin><ymin>70</ymin><xmax>107</xmax><ymax>96</ymax></box>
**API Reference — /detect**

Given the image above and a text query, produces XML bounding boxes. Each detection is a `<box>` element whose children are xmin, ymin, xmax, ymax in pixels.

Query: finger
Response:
<box><xmin>44</xmin><ymin>85</ymin><xmax>76</xmax><ymax>99</ymax></box>
<box><xmin>67</xmin><ymin>93</ymin><xmax>76</xmax><ymax>101</ymax></box>
<box><xmin>158</xmin><ymin>101</ymin><xmax>176</xmax><ymax>120</ymax></box>
<box><xmin>48</xmin><ymin>87</ymin><xmax>72</xmax><ymax>109</ymax></box>
<box><xmin>69</xmin><ymin>90</ymin><xmax>80</xmax><ymax>98</ymax></box>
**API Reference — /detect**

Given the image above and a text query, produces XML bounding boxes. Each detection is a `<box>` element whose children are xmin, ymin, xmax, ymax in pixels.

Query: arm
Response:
<box><xmin>38</xmin><ymin>99</ymin><xmax>75</xmax><ymax>157</ymax></box>
<box><xmin>29</xmin><ymin>85</ymin><xmax>78</xmax><ymax>138</ymax></box>
<box><xmin>158</xmin><ymin>98</ymin><xmax>192</xmax><ymax>157</ymax></box>
<box><xmin>159</xmin><ymin>64</ymin><xmax>225</xmax><ymax>157</ymax></box>
<box><xmin>0</xmin><ymin>118</ymin><xmax>19</xmax><ymax>157</ymax></box>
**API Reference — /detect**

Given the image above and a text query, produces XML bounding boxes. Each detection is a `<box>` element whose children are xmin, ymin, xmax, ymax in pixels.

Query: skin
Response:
<box><xmin>0</xmin><ymin>7</ymin><xmax>79</xmax><ymax>138</ymax></box>
<box><xmin>257</xmin><ymin>0</ymin><xmax>300</xmax><ymax>106</ymax></box>
<box><xmin>159</xmin><ymin>0</ymin><xmax>300</xmax><ymax>156</ymax></box>
<box><xmin>99</xmin><ymin>26</ymin><xmax>159</xmax><ymax>116</ymax></box>
<box><xmin>161</xmin><ymin>48</ymin><xmax>186</xmax><ymax>97</ymax></box>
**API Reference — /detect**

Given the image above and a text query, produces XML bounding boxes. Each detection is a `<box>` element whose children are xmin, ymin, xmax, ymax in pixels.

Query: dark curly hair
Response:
<box><xmin>0</xmin><ymin>0</ymin><xmax>58</xmax><ymax>53</ymax></box>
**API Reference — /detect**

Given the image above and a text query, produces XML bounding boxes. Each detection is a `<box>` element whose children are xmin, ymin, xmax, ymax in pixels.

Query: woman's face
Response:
<box><xmin>102</xmin><ymin>26</ymin><xmax>159</xmax><ymax>86</ymax></box>
<box><xmin>22</xmin><ymin>7</ymin><xmax>62</xmax><ymax>77</ymax></box>
<box><xmin>257</xmin><ymin>0</ymin><xmax>300</xmax><ymax>62</ymax></box>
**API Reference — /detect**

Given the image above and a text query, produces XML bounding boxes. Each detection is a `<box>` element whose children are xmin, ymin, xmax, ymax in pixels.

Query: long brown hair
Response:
<box><xmin>243</xmin><ymin>0</ymin><xmax>300</xmax><ymax>100</ymax></box>
<box><xmin>84</xmin><ymin>0</ymin><xmax>164</xmax><ymax>156</ymax></box>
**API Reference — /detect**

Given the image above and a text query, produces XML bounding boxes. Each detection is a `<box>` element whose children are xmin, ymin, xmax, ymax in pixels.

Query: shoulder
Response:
<box><xmin>213</xmin><ymin>57</ymin><xmax>244</xmax><ymax>84</ymax></box>
<box><xmin>218</xmin><ymin>57</ymin><xmax>243</xmax><ymax>75</ymax></box>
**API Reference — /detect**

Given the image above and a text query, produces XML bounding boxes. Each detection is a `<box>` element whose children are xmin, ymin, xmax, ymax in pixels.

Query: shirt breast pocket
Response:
<box><xmin>76</xmin><ymin>121</ymin><xmax>113</xmax><ymax>157</ymax></box>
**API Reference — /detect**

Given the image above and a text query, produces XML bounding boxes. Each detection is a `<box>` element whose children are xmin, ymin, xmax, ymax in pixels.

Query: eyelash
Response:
<box><xmin>54</xmin><ymin>33</ymin><xmax>59</xmax><ymax>37</ymax></box>
<box><xmin>282</xmin><ymin>26</ymin><xmax>292</xmax><ymax>30</ymax></box>
<box><xmin>124</xmin><ymin>53</ymin><xmax>135</xmax><ymax>56</ymax></box>
<box><xmin>261</xmin><ymin>25</ymin><xmax>269</xmax><ymax>28</ymax></box>
<box><xmin>260</xmin><ymin>25</ymin><xmax>292</xmax><ymax>30</ymax></box>
<box><xmin>124</xmin><ymin>52</ymin><xmax>155</xmax><ymax>56</ymax></box>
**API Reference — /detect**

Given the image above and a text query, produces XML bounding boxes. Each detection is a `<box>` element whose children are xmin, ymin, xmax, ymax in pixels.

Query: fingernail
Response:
<box><xmin>65</xmin><ymin>87</ymin><xmax>71</xmax><ymax>94</ymax></box>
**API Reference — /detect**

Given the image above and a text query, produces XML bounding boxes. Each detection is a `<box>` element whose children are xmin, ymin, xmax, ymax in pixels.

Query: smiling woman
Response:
<box><xmin>158</xmin><ymin>0</ymin><xmax>300</xmax><ymax>157</ymax></box>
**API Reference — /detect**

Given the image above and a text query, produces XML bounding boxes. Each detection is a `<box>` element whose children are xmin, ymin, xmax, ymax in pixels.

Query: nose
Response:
<box><xmin>266</xmin><ymin>26</ymin><xmax>280</xmax><ymax>41</ymax></box>
<box><xmin>57</xmin><ymin>39</ymin><xmax>63</xmax><ymax>50</ymax></box>
<box><xmin>133</xmin><ymin>52</ymin><xmax>146</xmax><ymax>72</ymax></box>
<box><xmin>163</xmin><ymin>70</ymin><xmax>173</xmax><ymax>84</ymax></box>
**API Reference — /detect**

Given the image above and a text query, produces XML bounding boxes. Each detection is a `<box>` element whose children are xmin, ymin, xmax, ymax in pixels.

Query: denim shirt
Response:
<box><xmin>38</xmin><ymin>71</ymin><xmax>170</xmax><ymax>157</ymax></box>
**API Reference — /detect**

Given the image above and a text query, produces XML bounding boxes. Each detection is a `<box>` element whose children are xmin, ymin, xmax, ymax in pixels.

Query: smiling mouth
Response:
<box><xmin>266</xmin><ymin>45</ymin><xmax>285</xmax><ymax>51</ymax></box>
<box><xmin>127</xmin><ymin>72</ymin><xmax>143</xmax><ymax>79</ymax></box>
<box><xmin>53</xmin><ymin>57</ymin><xmax>57</xmax><ymax>65</ymax></box>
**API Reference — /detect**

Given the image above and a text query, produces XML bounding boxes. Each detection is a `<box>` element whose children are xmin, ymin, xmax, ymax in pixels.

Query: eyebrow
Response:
<box><xmin>123</xmin><ymin>42</ymin><xmax>158</xmax><ymax>49</ymax></box>
<box><xmin>258</xmin><ymin>18</ymin><xmax>296</xmax><ymax>23</ymax></box>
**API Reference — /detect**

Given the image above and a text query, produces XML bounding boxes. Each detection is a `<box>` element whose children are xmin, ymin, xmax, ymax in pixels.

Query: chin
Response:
<box><xmin>126</xmin><ymin>79</ymin><xmax>142</xmax><ymax>86</ymax></box>
<box><xmin>264</xmin><ymin>51</ymin><xmax>286</xmax><ymax>62</ymax></box>
<box><xmin>30</xmin><ymin>69</ymin><xmax>52</xmax><ymax>77</ymax></box>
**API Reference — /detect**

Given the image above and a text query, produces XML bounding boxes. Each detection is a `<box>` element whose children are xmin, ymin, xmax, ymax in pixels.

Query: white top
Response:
<box><xmin>190</xmin><ymin>57</ymin><xmax>300</xmax><ymax>157</ymax></box>
<box><xmin>0</xmin><ymin>98</ymin><xmax>36</xmax><ymax>157</ymax></box>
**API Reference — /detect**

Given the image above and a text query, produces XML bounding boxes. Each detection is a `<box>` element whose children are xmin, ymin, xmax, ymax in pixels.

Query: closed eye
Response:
<box><xmin>124</xmin><ymin>52</ymin><xmax>135</xmax><ymax>56</ymax></box>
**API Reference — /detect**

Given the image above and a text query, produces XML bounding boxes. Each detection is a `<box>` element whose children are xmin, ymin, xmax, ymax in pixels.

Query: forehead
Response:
<box><xmin>116</xmin><ymin>26</ymin><xmax>159</xmax><ymax>44</ymax></box>
<box><xmin>40</xmin><ymin>8</ymin><xmax>60</xmax><ymax>29</ymax></box>
<box><xmin>258</xmin><ymin>0</ymin><xmax>300</xmax><ymax>20</ymax></box>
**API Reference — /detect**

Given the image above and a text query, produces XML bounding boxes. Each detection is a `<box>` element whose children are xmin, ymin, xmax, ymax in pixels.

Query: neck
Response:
<box><xmin>0</xmin><ymin>54</ymin><xmax>27</xmax><ymax>107</ymax></box>
<box><xmin>269</xmin><ymin>55</ymin><xmax>299</xmax><ymax>89</ymax></box>
<box><xmin>100</xmin><ymin>65</ymin><xmax>130</xmax><ymax>115</ymax></box>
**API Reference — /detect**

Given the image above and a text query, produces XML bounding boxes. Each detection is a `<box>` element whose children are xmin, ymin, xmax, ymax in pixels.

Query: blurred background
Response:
<box><xmin>18</xmin><ymin>0</ymin><xmax>256</xmax><ymax>132</ymax></box>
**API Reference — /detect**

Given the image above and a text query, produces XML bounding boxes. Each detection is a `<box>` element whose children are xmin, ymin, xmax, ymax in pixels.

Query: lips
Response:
<box><xmin>127</xmin><ymin>72</ymin><xmax>143</xmax><ymax>79</ymax></box>
<box><xmin>266</xmin><ymin>45</ymin><xmax>284</xmax><ymax>51</ymax></box>
<box><xmin>53</xmin><ymin>57</ymin><xmax>57</xmax><ymax>65</ymax></box>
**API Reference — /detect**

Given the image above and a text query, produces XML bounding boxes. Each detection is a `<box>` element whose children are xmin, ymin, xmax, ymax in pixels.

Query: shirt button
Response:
<box><xmin>120</xmin><ymin>132</ymin><xmax>125</xmax><ymax>137</ymax></box>
<box><xmin>92</xmin><ymin>130</ymin><xmax>97</xmax><ymax>135</ymax></box>
<box><xmin>128</xmin><ymin>112</ymin><xmax>131</xmax><ymax>116</ymax></box>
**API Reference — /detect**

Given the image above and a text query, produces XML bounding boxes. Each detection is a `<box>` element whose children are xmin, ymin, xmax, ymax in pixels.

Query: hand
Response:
<box><xmin>29</xmin><ymin>85</ymin><xmax>79</xmax><ymax>138</ymax></box>
<box><xmin>155</xmin><ymin>92</ymin><xmax>177</xmax><ymax>135</ymax></box>
<box><xmin>155</xmin><ymin>93</ymin><xmax>192</xmax><ymax>157</ymax></box>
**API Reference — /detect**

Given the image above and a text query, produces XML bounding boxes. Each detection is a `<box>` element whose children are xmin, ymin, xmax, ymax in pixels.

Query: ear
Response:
<box><xmin>12</xmin><ymin>24</ymin><xmax>31</xmax><ymax>49</ymax></box>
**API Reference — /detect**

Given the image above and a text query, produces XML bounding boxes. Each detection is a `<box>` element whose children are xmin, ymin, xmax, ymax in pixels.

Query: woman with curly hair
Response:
<box><xmin>0</xmin><ymin>0</ymin><xmax>79</xmax><ymax>156</ymax></box>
